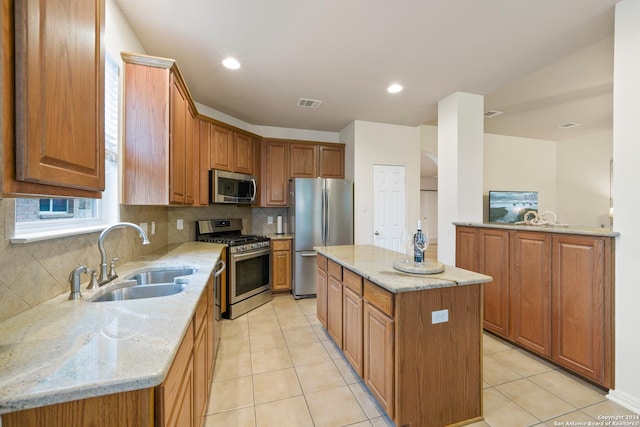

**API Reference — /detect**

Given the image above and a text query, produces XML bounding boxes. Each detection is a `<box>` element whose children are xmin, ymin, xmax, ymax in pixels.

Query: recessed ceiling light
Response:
<box><xmin>222</xmin><ymin>57</ymin><xmax>241</xmax><ymax>70</ymax></box>
<box><xmin>387</xmin><ymin>83</ymin><xmax>403</xmax><ymax>94</ymax></box>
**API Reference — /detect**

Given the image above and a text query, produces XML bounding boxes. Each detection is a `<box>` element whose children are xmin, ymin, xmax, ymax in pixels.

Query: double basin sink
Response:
<box><xmin>89</xmin><ymin>267</ymin><xmax>198</xmax><ymax>302</ymax></box>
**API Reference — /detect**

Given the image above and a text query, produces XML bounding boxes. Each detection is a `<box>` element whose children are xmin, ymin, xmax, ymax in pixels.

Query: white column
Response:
<box><xmin>437</xmin><ymin>92</ymin><xmax>484</xmax><ymax>265</ymax></box>
<box><xmin>608</xmin><ymin>0</ymin><xmax>640</xmax><ymax>413</ymax></box>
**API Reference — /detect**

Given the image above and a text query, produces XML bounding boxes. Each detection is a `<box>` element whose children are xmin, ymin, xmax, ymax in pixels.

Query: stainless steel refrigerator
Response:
<box><xmin>289</xmin><ymin>178</ymin><xmax>354</xmax><ymax>298</ymax></box>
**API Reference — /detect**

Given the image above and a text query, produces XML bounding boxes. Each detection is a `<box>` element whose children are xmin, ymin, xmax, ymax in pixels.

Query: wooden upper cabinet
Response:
<box><xmin>318</xmin><ymin>144</ymin><xmax>345</xmax><ymax>178</ymax></box>
<box><xmin>2</xmin><ymin>0</ymin><xmax>105</xmax><ymax>197</ymax></box>
<box><xmin>290</xmin><ymin>143</ymin><xmax>317</xmax><ymax>178</ymax></box>
<box><xmin>197</xmin><ymin>119</ymin><xmax>210</xmax><ymax>206</ymax></box>
<box><xmin>210</xmin><ymin>125</ymin><xmax>233</xmax><ymax>171</ymax></box>
<box><xmin>233</xmin><ymin>132</ymin><xmax>254</xmax><ymax>175</ymax></box>
<box><xmin>261</xmin><ymin>139</ymin><xmax>289</xmax><ymax>206</ymax></box>
<box><xmin>289</xmin><ymin>141</ymin><xmax>345</xmax><ymax>179</ymax></box>
<box><xmin>122</xmin><ymin>53</ymin><xmax>195</xmax><ymax>205</ymax></box>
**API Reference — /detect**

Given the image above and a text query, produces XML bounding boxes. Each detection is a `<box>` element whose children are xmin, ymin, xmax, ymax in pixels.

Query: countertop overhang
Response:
<box><xmin>0</xmin><ymin>242</ymin><xmax>225</xmax><ymax>415</ymax></box>
<box><xmin>454</xmin><ymin>222</ymin><xmax>620</xmax><ymax>237</ymax></box>
<box><xmin>314</xmin><ymin>244</ymin><xmax>492</xmax><ymax>293</ymax></box>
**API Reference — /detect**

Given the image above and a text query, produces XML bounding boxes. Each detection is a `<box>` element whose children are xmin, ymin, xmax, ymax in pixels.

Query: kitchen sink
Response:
<box><xmin>89</xmin><ymin>282</ymin><xmax>188</xmax><ymax>302</ymax></box>
<box><xmin>88</xmin><ymin>266</ymin><xmax>198</xmax><ymax>302</ymax></box>
<box><xmin>124</xmin><ymin>267</ymin><xmax>198</xmax><ymax>285</ymax></box>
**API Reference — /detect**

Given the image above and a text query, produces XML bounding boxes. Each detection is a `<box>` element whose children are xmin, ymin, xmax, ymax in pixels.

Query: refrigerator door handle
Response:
<box><xmin>323</xmin><ymin>186</ymin><xmax>329</xmax><ymax>245</ymax></box>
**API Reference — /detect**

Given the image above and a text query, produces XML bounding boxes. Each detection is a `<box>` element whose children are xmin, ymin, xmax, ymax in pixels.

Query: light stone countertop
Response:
<box><xmin>314</xmin><ymin>245</ymin><xmax>492</xmax><ymax>293</ymax></box>
<box><xmin>0</xmin><ymin>241</ymin><xmax>225</xmax><ymax>415</ymax></box>
<box><xmin>454</xmin><ymin>222</ymin><xmax>620</xmax><ymax>237</ymax></box>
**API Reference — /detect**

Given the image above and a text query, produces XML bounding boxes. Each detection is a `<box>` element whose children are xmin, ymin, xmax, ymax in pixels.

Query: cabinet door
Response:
<box><xmin>317</xmin><ymin>267</ymin><xmax>328</xmax><ymax>328</ymax></box>
<box><xmin>271</xmin><ymin>241</ymin><xmax>292</xmax><ymax>291</ymax></box>
<box><xmin>552</xmin><ymin>235</ymin><xmax>611</xmax><ymax>387</ymax></box>
<box><xmin>198</xmin><ymin>120</ymin><xmax>211</xmax><ymax>206</ymax></box>
<box><xmin>455</xmin><ymin>226</ymin><xmax>478</xmax><ymax>271</ymax></box>
<box><xmin>327</xmin><ymin>275</ymin><xmax>343</xmax><ymax>347</ymax></box>
<box><xmin>210</xmin><ymin>125</ymin><xmax>233</xmax><ymax>171</ymax></box>
<box><xmin>343</xmin><ymin>286</ymin><xmax>363</xmax><ymax>376</ymax></box>
<box><xmin>318</xmin><ymin>145</ymin><xmax>345</xmax><ymax>178</ymax></box>
<box><xmin>169</xmin><ymin>79</ymin><xmax>187</xmax><ymax>204</ymax></box>
<box><xmin>234</xmin><ymin>132</ymin><xmax>254</xmax><ymax>175</ymax></box>
<box><xmin>510</xmin><ymin>232</ymin><xmax>552</xmax><ymax>356</ymax></box>
<box><xmin>13</xmin><ymin>0</ymin><xmax>105</xmax><ymax>193</ymax></box>
<box><xmin>262</xmin><ymin>140</ymin><xmax>289</xmax><ymax>206</ymax></box>
<box><xmin>478</xmin><ymin>228</ymin><xmax>510</xmax><ymax>337</ymax></box>
<box><xmin>194</xmin><ymin>301</ymin><xmax>207</xmax><ymax>427</ymax></box>
<box><xmin>290</xmin><ymin>143</ymin><xmax>317</xmax><ymax>178</ymax></box>
<box><xmin>184</xmin><ymin>110</ymin><xmax>195</xmax><ymax>205</ymax></box>
<box><xmin>363</xmin><ymin>303</ymin><xmax>394</xmax><ymax>418</ymax></box>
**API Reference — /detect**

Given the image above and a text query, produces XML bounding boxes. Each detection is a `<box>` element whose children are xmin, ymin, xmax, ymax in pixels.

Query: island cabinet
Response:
<box><xmin>2</xmin><ymin>0</ymin><xmax>105</xmax><ymax>198</ymax></box>
<box><xmin>316</xmin><ymin>249</ymin><xmax>484</xmax><ymax>427</ymax></box>
<box><xmin>271</xmin><ymin>239</ymin><xmax>292</xmax><ymax>292</ymax></box>
<box><xmin>455</xmin><ymin>225</ymin><xmax>615</xmax><ymax>389</ymax></box>
<box><xmin>316</xmin><ymin>255</ymin><xmax>329</xmax><ymax>328</ymax></box>
<box><xmin>121</xmin><ymin>53</ymin><xmax>196</xmax><ymax>205</ymax></box>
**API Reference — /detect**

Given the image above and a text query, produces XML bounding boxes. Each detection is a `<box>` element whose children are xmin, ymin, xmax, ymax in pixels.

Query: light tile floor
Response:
<box><xmin>204</xmin><ymin>295</ymin><xmax>637</xmax><ymax>427</ymax></box>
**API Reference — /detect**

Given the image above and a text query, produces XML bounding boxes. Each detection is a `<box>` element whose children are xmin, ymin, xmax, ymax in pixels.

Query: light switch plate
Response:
<box><xmin>177</xmin><ymin>219</ymin><xmax>184</xmax><ymax>230</ymax></box>
<box><xmin>151</xmin><ymin>221</ymin><xmax>156</xmax><ymax>235</ymax></box>
<box><xmin>267</xmin><ymin>216</ymin><xmax>274</xmax><ymax>224</ymax></box>
<box><xmin>432</xmin><ymin>309</ymin><xmax>449</xmax><ymax>324</ymax></box>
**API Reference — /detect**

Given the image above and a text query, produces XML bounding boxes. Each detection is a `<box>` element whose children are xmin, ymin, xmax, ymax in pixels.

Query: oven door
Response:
<box><xmin>229</xmin><ymin>246</ymin><xmax>271</xmax><ymax>304</ymax></box>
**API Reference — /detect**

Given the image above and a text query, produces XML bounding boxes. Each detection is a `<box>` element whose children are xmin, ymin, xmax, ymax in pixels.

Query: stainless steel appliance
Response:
<box><xmin>210</xmin><ymin>169</ymin><xmax>257</xmax><ymax>204</ymax></box>
<box><xmin>289</xmin><ymin>178</ymin><xmax>354</xmax><ymax>298</ymax></box>
<box><xmin>196</xmin><ymin>219</ymin><xmax>271</xmax><ymax>319</ymax></box>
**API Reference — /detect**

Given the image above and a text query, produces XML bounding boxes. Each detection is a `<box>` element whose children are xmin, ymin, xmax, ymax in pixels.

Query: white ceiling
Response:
<box><xmin>114</xmin><ymin>0</ymin><xmax>618</xmax><ymax>149</ymax></box>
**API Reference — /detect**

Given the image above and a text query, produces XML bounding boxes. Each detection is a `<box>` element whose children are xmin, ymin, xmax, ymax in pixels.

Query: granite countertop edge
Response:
<box><xmin>0</xmin><ymin>241</ymin><xmax>225</xmax><ymax>415</ymax></box>
<box><xmin>454</xmin><ymin>222</ymin><xmax>620</xmax><ymax>237</ymax></box>
<box><xmin>314</xmin><ymin>245</ymin><xmax>492</xmax><ymax>294</ymax></box>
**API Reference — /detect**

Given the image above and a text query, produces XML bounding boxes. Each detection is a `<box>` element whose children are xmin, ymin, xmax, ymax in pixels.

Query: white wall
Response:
<box><xmin>351</xmin><ymin>121</ymin><xmax>421</xmax><ymax>245</ymax></box>
<box><xmin>339</xmin><ymin>122</ymin><xmax>356</xmax><ymax>181</ymax></box>
<box><xmin>484</xmin><ymin>133</ymin><xmax>557</xmax><ymax>220</ymax></box>
<box><xmin>556</xmin><ymin>130</ymin><xmax>612</xmax><ymax>227</ymax></box>
<box><xmin>609</xmin><ymin>0</ymin><xmax>640</xmax><ymax>413</ymax></box>
<box><xmin>105</xmin><ymin>0</ymin><xmax>146</xmax><ymax>55</ymax></box>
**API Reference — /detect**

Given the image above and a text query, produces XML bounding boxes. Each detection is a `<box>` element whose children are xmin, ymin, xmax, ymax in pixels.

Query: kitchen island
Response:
<box><xmin>315</xmin><ymin>244</ymin><xmax>492</xmax><ymax>427</ymax></box>
<box><xmin>0</xmin><ymin>242</ymin><xmax>225</xmax><ymax>426</ymax></box>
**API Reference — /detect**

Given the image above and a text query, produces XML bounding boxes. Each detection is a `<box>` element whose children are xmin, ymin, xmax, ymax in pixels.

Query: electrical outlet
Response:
<box><xmin>177</xmin><ymin>219</ymin><xmax>183</xmax><ymax>230</ymax></box>
<box><xmin>267</xmin><ymin>216</ymin><xmax>274</xmax><ymax>224</ymax></box>
<box><xmin>140</xmin><ymin>222</ymin><xmax>148</xmax><ymax>234</ymax></box>
<box><xmin>151</xmin><ymin>221</ymin><xmax>156</xmax><ymax>235</ymax></box>
<box><xmin>432</xmin><ymin>309</ymin><xmax>449</xmax><ymax>324</ymax></box>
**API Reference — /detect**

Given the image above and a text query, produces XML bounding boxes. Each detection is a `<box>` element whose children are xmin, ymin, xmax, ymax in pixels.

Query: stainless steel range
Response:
<box><xmin>196</xmin><ymin>219</ymin><xmax>271</xmax><ymax>319</ymax></box>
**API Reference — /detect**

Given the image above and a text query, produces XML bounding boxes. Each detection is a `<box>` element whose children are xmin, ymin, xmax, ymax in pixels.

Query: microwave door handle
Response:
<box><xmin>250</xmin><ymin>178</ymin><xmax>257</xmax><ymax>202</ymax></box>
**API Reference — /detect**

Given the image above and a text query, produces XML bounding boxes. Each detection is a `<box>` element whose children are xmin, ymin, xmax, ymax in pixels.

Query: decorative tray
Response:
<box><xmin>392</xmin><ymin>259</ymin><xmax>444</xmax><ymax>275</ymax></box>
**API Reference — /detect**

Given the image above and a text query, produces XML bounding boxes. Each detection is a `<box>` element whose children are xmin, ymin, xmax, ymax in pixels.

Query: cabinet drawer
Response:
<box><xmin>364</xmin><ymin>280</ymin><xmax>394</xmax><ymax>317</ymax></box>
<box><xmin>317</xmin><ymin>254</ymin><xmax>328</xmax><ymax>271</ymax></box>
<box><xmin>328</xmin><ymin>260</ymin><xmax>343</xmax><ymax>280</ymax></box>
<box><xmin>272</xmin><ymin>240</ymin><xmax>290</xmax><ymax>251</ymax></box>
<box><xmin>343</xmin><ymin>268</ymin><xmax>363</xmax><ymax>296</ymax></box>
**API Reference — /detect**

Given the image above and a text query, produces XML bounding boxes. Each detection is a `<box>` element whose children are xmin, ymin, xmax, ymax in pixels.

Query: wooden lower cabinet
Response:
<box><xmin>456</xmin><ymin>225</ymin><xmax>615</xmax><ymax>389</ymax></box>
<box><xmin>271</xmin><ymin>239</ymin><xmax>292</xmax><ymax>292</ymax></box>
<box><xmin>327</xmin><ymin>275</ymin><xmax>343</xmax><ymax>347</ymax></box>
<box><xmin>318</xmin><ymin>259</ymin><xmax>483</xmax><ymax>427</ymax></box>
<box><xmin>316</xmin><ymin>256</ymin><xmax>328</xmax><ymax>328</ymax></box>
<box><xmin>363</xmin><ymin>302</ymin><xmax>394</xmax><ymax>417</ymax></box>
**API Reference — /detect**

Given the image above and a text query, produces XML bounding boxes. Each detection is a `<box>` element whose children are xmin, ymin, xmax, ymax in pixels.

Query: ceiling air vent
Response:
<box><xmin>297</xmin><ymin>98</ymin><xmax>323</xmax><ymax>108</ymax></box>
<box><xmin>558</xmin><ymin>122</ymin><xmax>581</xmax><ymax>129</ymax></box>
<box><xmin>484</xmin><ymin>110</ymin><xmax>503</xmax><ymax>118</ymax></box>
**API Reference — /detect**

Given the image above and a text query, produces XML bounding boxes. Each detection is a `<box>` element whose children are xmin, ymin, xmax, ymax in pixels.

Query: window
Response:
<box><xmin>14</xmin><ymin>51</ymin><xmax>120</xmax><ymax>236</ymax></box>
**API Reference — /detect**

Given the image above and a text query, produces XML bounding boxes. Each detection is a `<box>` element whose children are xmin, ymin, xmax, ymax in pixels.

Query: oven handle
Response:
<box><xmin>230</xmin><ymin>246</ymin><xmax>271</xmax><ymax>262</ymax></box>
<box><xmin>214</xmin><ymin>260</ymin><xmax>226</xmax><ymax>277</ymax></box>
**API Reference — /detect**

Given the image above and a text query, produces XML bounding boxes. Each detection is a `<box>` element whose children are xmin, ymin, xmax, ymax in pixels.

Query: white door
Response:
<box><xmin>373</xmin><ymin>165</ymin><xmax>406</xmax><ymax>251</ymax></box>
<box><xmin>420</xmin><ymin>190</ymin><xmax>438</xmax><ymax>242</ymax></box>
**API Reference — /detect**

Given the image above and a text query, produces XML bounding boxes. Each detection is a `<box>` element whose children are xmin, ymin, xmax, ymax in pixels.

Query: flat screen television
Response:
<box><xmin>488</xmin><ymin>191</ymin><xmax>538</xmax><ymax>223</ymax></box>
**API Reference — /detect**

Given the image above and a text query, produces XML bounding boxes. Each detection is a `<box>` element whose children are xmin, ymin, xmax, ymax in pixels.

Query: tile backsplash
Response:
<box><xmin>0</xmin><ymin>200</ymin><xmax>288</xmax><ymax>323</ymax></box>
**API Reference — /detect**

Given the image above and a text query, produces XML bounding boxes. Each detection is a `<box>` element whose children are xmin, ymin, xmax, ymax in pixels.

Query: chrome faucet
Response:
<box><xmin>97</xmin><ymin>222</ymin><xmax>151</xmax><ymax>286</ymax></box>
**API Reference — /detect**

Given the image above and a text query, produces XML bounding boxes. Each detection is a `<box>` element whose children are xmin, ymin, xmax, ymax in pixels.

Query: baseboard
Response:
<box><xmin>607</xmin><ymin>389</ymin><xmax>640</xmax><ymax>414</ymax></box>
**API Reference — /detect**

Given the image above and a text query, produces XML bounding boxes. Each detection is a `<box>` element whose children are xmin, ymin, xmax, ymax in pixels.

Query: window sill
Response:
<box><xmin>11</xmin><ymin>224</ymin><xmax>108</xmax><ymax>244</ymax></box>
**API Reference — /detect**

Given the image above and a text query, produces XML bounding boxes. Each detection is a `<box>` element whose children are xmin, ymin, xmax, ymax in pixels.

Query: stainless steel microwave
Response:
<box><xmin>210</xmin><ymin>169</ymin><xmax>257</xmax><ymax>204</ymax></box>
